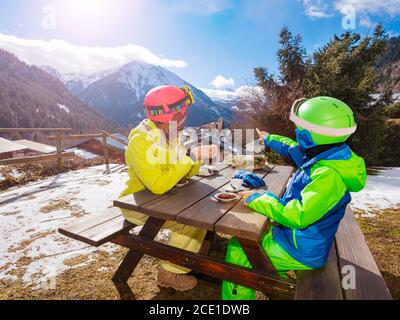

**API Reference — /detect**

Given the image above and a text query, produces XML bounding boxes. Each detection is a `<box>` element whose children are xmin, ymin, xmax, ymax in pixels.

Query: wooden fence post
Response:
<box><xmin>56</xmin><ymin>134</ymin><xmax>63</xmax><ymax>169</ymax></box>
<box><xmin>102</xmin><ymin>132</ymin><xmax>110</xmax><ymax>174</ymax></box>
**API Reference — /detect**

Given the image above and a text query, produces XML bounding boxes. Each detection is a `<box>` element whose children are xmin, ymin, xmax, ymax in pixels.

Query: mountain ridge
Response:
<box><xmin>0</xmin><ymin>49</ymin><xmax>121</xmax><ymax>142</ymax></box>
<box><xmin>377</xmin><ymin>36</ymin><xmax>400</xmax><ymax>93</ymax></box>
<box><xmin>42</xmin><ymin>61</ymin><xmax>234</xmax><ymax>128</ymax></box>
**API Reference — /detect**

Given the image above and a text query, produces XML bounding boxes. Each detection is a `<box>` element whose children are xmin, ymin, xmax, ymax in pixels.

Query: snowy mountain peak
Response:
<box><xmin>39</xmin><ymin>60</ymin><xmax>234</xmax><ymax>127</ymax></box>
<box><xmin>115</xmin><ymin>61</ymin><xmax>187</xmax><ymax>99</ymax></box>
<box><xmin>61</xmin><ymin>69</ymin><xmax>116</xmax><ymax>94</ymax></box>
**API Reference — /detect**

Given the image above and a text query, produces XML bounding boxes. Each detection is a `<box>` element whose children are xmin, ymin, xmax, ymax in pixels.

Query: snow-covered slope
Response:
<box><xmin>0</xmin><ymin>166</ymin><xmax>124</xmax><ymax>287</ymax></box>
<box><xmin>351</xmin><ymin>167</ymin><xmax>400</xmax><ymax>216</ymax></box>
<box><xmin>0</xmin><ymin>165</ymin><xmax>170</xmax><ymax>289</ymax></box>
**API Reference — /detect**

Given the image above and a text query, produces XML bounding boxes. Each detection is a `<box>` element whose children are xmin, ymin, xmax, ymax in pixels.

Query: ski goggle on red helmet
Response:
<box><xmin>144</xmin><ymin>85</ymin><xmax>195</xmax><ymax>124</ymax></box>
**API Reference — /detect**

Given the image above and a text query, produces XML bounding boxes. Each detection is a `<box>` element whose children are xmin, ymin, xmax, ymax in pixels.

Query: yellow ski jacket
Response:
<box><xmin>120</xmin><ymin>120</ymin><xmax>202</xmax><ymax>197</ymax></box>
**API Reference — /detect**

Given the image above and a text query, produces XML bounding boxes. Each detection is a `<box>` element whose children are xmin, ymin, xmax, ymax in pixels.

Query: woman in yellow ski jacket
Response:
<box><xmin>120</xmin><ymin>85</ymin><xmax>215</xmax><ymax>292</ymax></box>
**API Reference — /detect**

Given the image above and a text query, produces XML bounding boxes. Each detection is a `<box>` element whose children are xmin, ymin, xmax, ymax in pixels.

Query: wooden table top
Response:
<box><xmin>114</xmin><ymin>164</ymin><xmax>294</xmax><ymax>241</ymax></box>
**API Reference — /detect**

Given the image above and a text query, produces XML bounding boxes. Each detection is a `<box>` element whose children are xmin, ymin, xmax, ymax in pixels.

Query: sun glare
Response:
<box><xmin>67</xmin><ymin>0</ymin><xmax>111</xmax><ymax>20</ymax></box>
<box><xmin>55</xmin><ymin>0</ymin><xmax>144</xmax><ymax>38</ymax></box>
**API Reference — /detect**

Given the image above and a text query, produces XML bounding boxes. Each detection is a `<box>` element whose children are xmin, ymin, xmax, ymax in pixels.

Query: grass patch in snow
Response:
<box><xmin>357</xmin><ymin>208</ymin><xmax>400</xmax><ymax>300</ymax></box>
<box><xmin>40</xmin><ymin>199</ymin><xmax>71</xmax><ymax>214</ymax></box>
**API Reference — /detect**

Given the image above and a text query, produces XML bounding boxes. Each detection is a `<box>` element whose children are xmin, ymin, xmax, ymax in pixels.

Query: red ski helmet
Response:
<box><xmin>144</xmin><ymin>85</ymin><xmax>195</xmax><ymax>124</ymax></box>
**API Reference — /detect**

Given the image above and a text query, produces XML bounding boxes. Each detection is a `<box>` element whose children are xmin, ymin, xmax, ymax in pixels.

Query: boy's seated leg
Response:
<box><xmin>222</xmin><ymin>228</ymin><xmax>312</xmax><ymax>300</ymax></box>
<box><xmin>222</xmin><ymin>236</ymin><xmax>255</xmax><ymax>300</ymax></box>
<box><xmin>261</xmin><ymin>229</ymin><xmax>313</xmax><ymax>278</ymax></box>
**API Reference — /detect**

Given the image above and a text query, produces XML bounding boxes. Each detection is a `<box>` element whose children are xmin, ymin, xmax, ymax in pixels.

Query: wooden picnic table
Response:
<box><xmin>60</xmin><ymin>164</ymin><xmax>296</xmax><ymax>299</ymax></box>
<box><xmin>59</xmin><ymin>163</ymin><xmax>392</xmax><ymax>300</ymax></box>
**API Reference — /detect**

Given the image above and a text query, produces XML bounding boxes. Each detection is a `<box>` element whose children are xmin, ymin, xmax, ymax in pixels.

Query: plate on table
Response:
<box><xmin>197</xmin><ymin>165</ymin><xmax>220</xmax><ymax>177</ymax></box>
<box><xmin>176</xmin><ymin>180</ymin><xmax>190</xmax><ymax>188</ymax></box>
<box><xmin>215</xmin><ymin>192</ymin><xmax>240</xmax><ymax>203</ymax></box>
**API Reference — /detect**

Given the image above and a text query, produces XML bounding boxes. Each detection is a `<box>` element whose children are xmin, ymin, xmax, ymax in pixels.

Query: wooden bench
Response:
<box><xmin>296</xmin><ymin>207</ymin><xmax>392</xmax><ymax>300</ymax></box>
<box><xmin>59</xmin><ymin>165</ymin><xmax>392</xmax><ymax>300</ymax></box>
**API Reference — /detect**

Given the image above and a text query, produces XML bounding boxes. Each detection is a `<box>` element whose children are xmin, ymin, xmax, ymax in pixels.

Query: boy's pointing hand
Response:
<box><xmin>257</xmin><ymin>130</ymin><xmax>269</xmax><ymax>145</ymax></box>
<box><xmin>239</xmin><ymin>191</ymin><xmax>256</xmax><ymax>204</ymax></box>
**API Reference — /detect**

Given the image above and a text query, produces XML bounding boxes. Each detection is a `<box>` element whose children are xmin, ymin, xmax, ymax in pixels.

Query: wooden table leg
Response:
<box><xmin>112</xmin><ymin>232</ymin><xmax>295</xmax><ymax>298</ymax></box>
<box><xmin>236</xmin><ymin>238</ymin><xmax>276</xmax><ymax>274</ymax></box>
<box><xmin>235</xmin><ymin>237</ymin><xmax>292</xmax><ymax>298</ymax></box>
<box><xmin>198</xmin><ymin>231</ymin><xmax>216</xmax><ymax>256</ymax></box>
<box><xmin>112</xmin><ymin>216</ymin><xmax>165</xmax><ymax>299</ymax></box>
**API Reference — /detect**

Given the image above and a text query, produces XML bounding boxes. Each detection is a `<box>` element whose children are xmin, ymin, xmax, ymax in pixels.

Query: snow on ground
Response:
<box><xmin>10</xmin><ymin>169</ymin><xmax>23</xmax><ymax>179</ymax></box>
<box><xmin>0</xmin><ymin>165</ymin><xmax>128</xmax><ymax>288</ymax></box>
<box><xmin>351</xmin><ymin>167</ymin><xmax>400</xmax><ymax>217</ymax></box>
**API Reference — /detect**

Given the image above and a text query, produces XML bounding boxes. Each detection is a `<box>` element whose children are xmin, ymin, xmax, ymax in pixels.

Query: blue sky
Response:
<box><xmin>0</xmin><ymin>0</ymin><xmax>399</xmax><ymax>91</ymax></box>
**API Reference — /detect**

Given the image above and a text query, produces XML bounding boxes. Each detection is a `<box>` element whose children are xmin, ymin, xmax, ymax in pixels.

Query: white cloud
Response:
<box><xmin>302</xmin><ymin>0</ymin><xmax>333</xmax><ymax>18</ymax></box>
<box><xmin>0</xmin><ymin>33</ymin><xmax>187</xmax><ymax>74</ymax></box>
<box><xmin>359</xmin><ymin>16</ymin><xmax>375</xmax><ymax>28</ymax></box>
<box><xmin>176</xmin><ymin>0</ymin><xmax>234</xmax><ymax>14</ymax></box>
<box><xmin>210</xmin><ymin>75</ymin><xmax>235</xmax><ymax>90</ymax></box>
<box><xmin>301</xmin><ymin>0</ymin><xmax>400</xmax><ymax>21</ymax></box>
<box><xmin>334</xmin><ymin>0</ymin><xmax>400</xmax><ymax>17</ymax></box>
<box><xmin>334</xmin><ymin>0</ymin><xmax>400</xmax><ymax>29</ymax></box>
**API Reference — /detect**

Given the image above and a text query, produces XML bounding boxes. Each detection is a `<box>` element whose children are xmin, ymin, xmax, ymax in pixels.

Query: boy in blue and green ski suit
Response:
<box><xmin>222</xmin><ymin>97</ymin><xmax>367</xmax><ymax>300</ymax></box>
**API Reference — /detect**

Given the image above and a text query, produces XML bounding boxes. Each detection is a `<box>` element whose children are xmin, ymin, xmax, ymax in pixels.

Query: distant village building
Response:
<box><xmin>0</xmin><ymin>138</ymin><xmax>27</xmax><ymax>160</ymax></box>
<box><xmin>0</xmin><ymin>138</ymin><xmax>56</xmax><ymax>160</ymax></box>
<box><xmin>68</xmin><ymin>133</ymin><xmax>128</xmax><ymax>164</ymax></box>
<box><xmin>14</xmin><ymin>140</ymin><xmax>56</xmax><ymax>155</ymax></box>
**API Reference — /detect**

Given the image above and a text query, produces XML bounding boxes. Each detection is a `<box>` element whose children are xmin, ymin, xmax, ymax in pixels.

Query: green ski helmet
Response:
<box><xmin>290</xmin><ymin>96</ymin><xmax>357</xmax><ymax>147</ymax></box>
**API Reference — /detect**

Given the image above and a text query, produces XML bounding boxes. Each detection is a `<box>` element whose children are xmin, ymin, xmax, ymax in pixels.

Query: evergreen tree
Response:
<box><xmin>247</xmin><ymin>25</ymin><xmax>397</xmax><ymax>165</ymax></box>
<box><xmin>304</xmin><ymin>24</ymin><xmax>389</xmax><ymax>165</ymax></box>
<box><xmin>250</xmin><ymin>29</ymin><xmax>306</xmax><ymax>138</ymax></box>
<box><xmin>277</xmin><ymin>26</ymin><xmax>307</xmax><ymax>87</ymax></box>
<box><xmin>379</xmin><ymin>83</ymin><xmax>395</xmax><ymax>106</ymax></box>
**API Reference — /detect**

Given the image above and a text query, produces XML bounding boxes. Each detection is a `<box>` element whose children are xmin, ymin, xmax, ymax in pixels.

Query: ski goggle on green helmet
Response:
<box><xmin>290</xmin><ymin>97</ymin><xmax>357</xmax><ymax>146</ymax></box>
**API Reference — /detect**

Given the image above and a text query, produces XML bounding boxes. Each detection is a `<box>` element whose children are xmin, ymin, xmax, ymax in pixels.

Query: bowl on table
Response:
<box><xmin>214</xmin><ymin>192</ymin><xmax>240</xmax><ymax>203</ymax></box>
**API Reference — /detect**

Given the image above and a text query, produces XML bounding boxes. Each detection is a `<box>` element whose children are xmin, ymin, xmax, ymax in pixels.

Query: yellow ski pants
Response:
<box><xmin>121</xmin><ymin>209</ymin><xmax>207</xmax><ymax>274</ymax></box>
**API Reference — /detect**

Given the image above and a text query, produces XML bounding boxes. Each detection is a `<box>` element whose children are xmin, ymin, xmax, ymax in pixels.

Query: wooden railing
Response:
<box><xmin>0</xmin><ymin>152</ymin><xmax>75</xmax><ymax>166</ymax></box>
<box><xmin>0</xmin><ymin>128</ymin><xmax>72</xmax><ymax>133</ymax></box>
<box><xmin>0</xmin><ymin>128</ymin><xmax>74</xmax><ymax>168</ymax></box>
<box><xmin>0</xmin><ymin>128</ymin><xmax>127</xmax><ymax>174</ymax></box>
<box><xmin>48</xmin><ymin>131</ymin><xmax>127</xmax><ymax>173</ymax></box>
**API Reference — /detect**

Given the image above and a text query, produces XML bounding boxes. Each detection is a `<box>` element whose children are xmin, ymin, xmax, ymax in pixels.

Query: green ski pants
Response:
<box><xmin>222</xmin><ymin>228</ymin><xmax>312</xmax><ymax>300</ymax></box>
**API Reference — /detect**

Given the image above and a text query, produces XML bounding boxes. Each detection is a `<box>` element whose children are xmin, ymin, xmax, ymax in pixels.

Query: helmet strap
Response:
<box><xmin>181</xmin><ymin>86</ymin><xmax>195</xmax><ymax>106</ymax></box>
